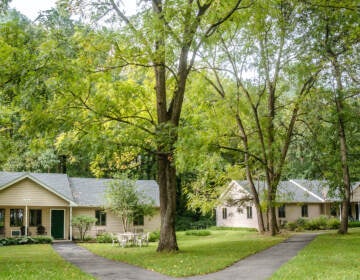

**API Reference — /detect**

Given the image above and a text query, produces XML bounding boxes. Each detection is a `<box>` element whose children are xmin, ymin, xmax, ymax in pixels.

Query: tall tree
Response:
<box><xmin>57</xmin><ymin>0</ymin><xmax>246</xmax><ymax>251</ymax></box>
<box><xmin>302</xmin><ymin>0</ymin><xmax>360</xmax><ymax>234</ymax></box>
<box><xmin>197</xmin><ymin>0</ymin><xmax>323</xmax><ymax>234</ymax></box>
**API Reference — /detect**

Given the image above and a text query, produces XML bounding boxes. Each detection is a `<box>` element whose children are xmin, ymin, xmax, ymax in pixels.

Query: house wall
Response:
<box><xmin>277</xmin><ymin>203</ymin><xmax>322</xmax><ymax>224</ymax></box>
<box><xmin>0</xmin><ymin>179</ymin><xmax>72</xmax><ymax>239</ymax></box>
<box><xmin>352</xmin><ymin>186</ymin><xmax>360</xmax><ymax>202</ymax></box>
<box><xmin>216</xmin><ymin>205</ymin><xmax>259</xmax><ymax>230</ymax></box>
<box><xmin>0</xmin><ymin>206</ymin><xmax>70</xmax><ymax>239</ymax></box>
<box><xmin>0</xmin><ymin>178</ymin><xmax>69</xmax><ymax>207</ymax></box>
<box><xmin>71</xmin><ymin>207</ymin><xmax>161</xmax><ymax>239</ymax></box>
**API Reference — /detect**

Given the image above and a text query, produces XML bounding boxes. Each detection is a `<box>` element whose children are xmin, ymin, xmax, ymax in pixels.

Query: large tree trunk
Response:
<box><xmin>157</xmin><ymin>154</ymin><xmax>179</xmax><ymax>251</ymax></box>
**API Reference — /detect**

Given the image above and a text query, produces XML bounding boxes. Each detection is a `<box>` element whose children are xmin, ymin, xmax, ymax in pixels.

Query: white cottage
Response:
<box><xmin>217</xmin><ymin>179</ymin><xmax>360</xmax><ymax>230</ymax></box>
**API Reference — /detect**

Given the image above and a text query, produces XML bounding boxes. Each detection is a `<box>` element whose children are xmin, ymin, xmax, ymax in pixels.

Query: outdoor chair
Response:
<box><xmin>135</xmin><ymin>232</ymin><xmax>149</xmax><ymax>247</ymax></box>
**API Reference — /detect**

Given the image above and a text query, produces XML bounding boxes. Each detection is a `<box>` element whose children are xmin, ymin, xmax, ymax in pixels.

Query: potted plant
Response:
<box><xmin>37</xmin><ymin>225</ymin><xmax>46</xmax><ymax>235</ymax></box>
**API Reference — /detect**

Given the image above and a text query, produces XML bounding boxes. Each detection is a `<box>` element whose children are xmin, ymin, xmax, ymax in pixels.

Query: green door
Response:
<box><xmin>51</xmin><ymin>210</ymin><xmax>64</xmax><ymax>239</ymax></box>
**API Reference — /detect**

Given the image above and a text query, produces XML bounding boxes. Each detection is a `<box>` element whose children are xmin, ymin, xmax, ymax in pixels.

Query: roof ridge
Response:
<box><xmin>289</xmin><ymin>179</ymin><xmax>325</xmax><ymax>202</ymax></box>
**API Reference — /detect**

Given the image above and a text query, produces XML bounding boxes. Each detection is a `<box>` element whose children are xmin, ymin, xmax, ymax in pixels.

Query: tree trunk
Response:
<box><xmin>332</xmin><ymin>58</ymin><xmax>351</xmax><ymax>234</ymax></box>
<box><xmin>235</xmin><ymin>114</ymin><xmax>265</xmax><ymax>233</ymax></box>
<box><xmin>156</xmin><ymin>153</ymin><xmax>179</xmax><ymax>251</ymax></box>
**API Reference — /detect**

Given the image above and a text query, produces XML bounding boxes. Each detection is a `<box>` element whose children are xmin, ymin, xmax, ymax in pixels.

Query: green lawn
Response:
<box><xmin>271</xmin><ymin>228</ymin><xmax>360</xmax><ymax>280</ymax></box>
<box><xmin>81</xmin><ymin>229</ymin><xmax>286</xmax><ymax>277</ymax></box>
<box><xmin>0</xmin><ymin>244</ymin><xmax>94</xmax><ymax>280</ymax></box>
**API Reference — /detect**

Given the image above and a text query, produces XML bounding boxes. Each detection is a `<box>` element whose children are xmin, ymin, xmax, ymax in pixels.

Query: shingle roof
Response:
<box><xmin>0</xmin><ymin>172</ymin><xmax>74</xmax><ymax>202</ymax></box>
<box><xmin>0</xmin><ymin>171</ymin><xmax>160</xmax><ymax>207</ymax></box>
<box><xmin>233</xmin><ymin>179</ymin><xmax>340</xmax><ymax>203</ymax></box>
<box><xmin>69</xmin><ymin>178</ymin><xmax>160</xmax><ymax>207</ymax></box>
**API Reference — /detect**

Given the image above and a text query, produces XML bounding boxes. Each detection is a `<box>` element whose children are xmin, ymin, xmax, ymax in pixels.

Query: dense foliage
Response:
<box><xmin>0</xmin><ymin>0</ymin><xmax>359</xmax><ymax>246</ymax></box>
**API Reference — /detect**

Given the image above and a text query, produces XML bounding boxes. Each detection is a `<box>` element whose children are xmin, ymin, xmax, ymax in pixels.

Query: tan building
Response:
<box><xmin>0</xmin><ymin>172</ymin><xmax>160</xmax><ymax>239</ymax></box>
<box><xmin>217</xmin><ymin>180</ymin><xmax>360</xmax><ymax>230</ymax></box>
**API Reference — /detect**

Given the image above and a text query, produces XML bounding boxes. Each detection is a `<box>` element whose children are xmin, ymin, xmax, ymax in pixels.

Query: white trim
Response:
<box><xmin>0</xmin><ymin>174</ymin><xmax>77</xmax><ymax>206</ymax></box>
<box><xmin>50</xmin><ymin>209</ymin><xmax>66</xmax><ymax>239</ymax></box>
<box><xmin>290</xmin><ymin>180</ymin><xmax>325</xmax><ymax>202</ymax></box>
<box><xmin>69</xmin><ymin>207</ymin><xmax>73</xmax><ymax>241</ymax></box>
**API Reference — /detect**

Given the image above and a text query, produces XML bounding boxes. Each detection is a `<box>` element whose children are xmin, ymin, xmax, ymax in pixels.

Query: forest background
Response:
<box><xmin>0</xmin><ymin>0</ymin><xmax>359</xmax><ymax>251</ymax></box>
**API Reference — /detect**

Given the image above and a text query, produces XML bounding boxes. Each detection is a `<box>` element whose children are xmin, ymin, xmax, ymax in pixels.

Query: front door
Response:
<box><xmin>51</xmin><ymin>210</ymin><xmax>64</xmax><ymax>239</ymax></box>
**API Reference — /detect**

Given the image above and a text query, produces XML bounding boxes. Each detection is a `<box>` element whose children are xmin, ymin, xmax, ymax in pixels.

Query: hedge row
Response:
<box><xmin>0</xmin><ymin>236</ymin><xmax>53</xmax><ymax>246</ymax></box>
<box><xmin>285</xmin><ymin>216</ymin><xmax>340</xmax><ymax>231</ymax></box>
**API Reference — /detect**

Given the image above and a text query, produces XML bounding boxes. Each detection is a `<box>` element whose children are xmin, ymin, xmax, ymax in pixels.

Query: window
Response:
<box><xmin>10</xmin><ymin>209</ymin><xmax>23</xmax><ymax>227</ymax></box>
<box><xmin>0</xmin><ymin>209</ymin><xmax>4</xmax><ymax>227</ymax></box>
<box><xmin>133</xmin><ymin>214</ymin><xmax>144</xmax><ymax>226</ymax></box>
<box><xmin>222</xmin><ymin>208</ymin><xmax>227</xmax><ymax>219</ymax></box>
<box><xmin>246</xmin><ymin>206</ymin><xmax>253</xmax><ymax>219</ymax></box>
<box><xmin>95</xmin><ymin>210</ymin><xmax>106</xmax><ymax>226</ymax></box>
<box><xmin>301</xmin><ymin>205</ymin><xmax>308</xmax><ymax>217</ymax></box>
<box><xmin>278</xmin><ymin>205</ymin><xmax>286</xmax><ymax>218</ymax></box>
<box><xmin>29</xmin><ymin>209</ymin><xmax>42</xmax><ymax>226</ymax></box>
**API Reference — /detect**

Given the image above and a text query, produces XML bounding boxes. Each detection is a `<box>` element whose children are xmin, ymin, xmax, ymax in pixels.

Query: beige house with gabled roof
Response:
<box><xmin>0</xmin><ymin>172</ymin><xmax>160</xmax><ymax>239</ymax></box>
<box><xmin>217</xmin><ymin>180</ymin><xmax>360</xmax><ymax>230</ymax></box>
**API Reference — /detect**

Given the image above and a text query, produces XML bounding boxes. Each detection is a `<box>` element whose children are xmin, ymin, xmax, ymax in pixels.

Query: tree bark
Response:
<box><xmin>332</xmin><ymin>58</ymin><xmax>351</xmax><ymax>234</ymax></box>
<box><xmin>157</xmin><ymin>153</ymin><xmax>179</xmax><ymax>251</ymax></box>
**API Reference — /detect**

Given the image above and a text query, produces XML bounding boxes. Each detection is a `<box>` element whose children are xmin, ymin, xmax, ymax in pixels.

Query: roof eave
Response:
<box><xmin>0</xmin><ymin>173</ymin><xmax>78</xmax><ymax>206</ymax></box>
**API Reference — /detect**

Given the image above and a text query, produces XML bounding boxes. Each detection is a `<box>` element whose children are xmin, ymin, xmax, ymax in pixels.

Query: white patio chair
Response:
<box><xmin>117</xmin><ymin>233</ymin><xmax>129</xmax><ymax>248</ymax></box>
<box><xmin>135</xmin><ymin>232</ymin><xmax>150</xmax><ymax>247</ymax></box>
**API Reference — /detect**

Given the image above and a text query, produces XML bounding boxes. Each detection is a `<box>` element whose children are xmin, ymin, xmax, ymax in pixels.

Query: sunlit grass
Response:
<box><xmin>271</xmin><ymin>228</ymin><xmax>360</xmax><ymax>280</ymax></box>
<box><xmin>82</xmin><ymin>229</ymin><xmax>286</xmax><ymax>277</ymax></box>
<box><xmin>0</xmin><ymin>244</ymin><xmax>94</xmax><ymax>280</ymax></box>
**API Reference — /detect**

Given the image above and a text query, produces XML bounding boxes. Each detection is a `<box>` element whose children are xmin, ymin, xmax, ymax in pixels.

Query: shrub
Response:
<box><xmin>210</xmin><ymin>226</ymin><xmax>257</xmax><ymax>232</ymax></box>
<box><xmin>83</xmin><ymin>235</ymin><xmax>94</xmax><ymax>242</ymax></box>
<box><xmin>327</xmin><ymin>217</ymin><xmax>340</xmax><ymax>229</ymax></box>
<box><xmin>286</xmin><ymin>216</ymin><xmax>340</xmax><ymax>231</ymax></box>
<box><xmin>72</xmin><ymin>215</ymin><xmax>97</xmax><ymax>241</ymax></box>
<box><xmin>96</xmin><ymin>232</ymin><xmax>114</xmax><ymax>243</ymax></box>
<box><xmin>349</xmin><ymin>221</ymin><xmax>360</xmax><ymax>228</ymax></box>
<box><xmin>295</xmin><ymin>218</ymin><xmax>307</xmax><ymax>228</ymax></box>
<box><xmin>0</xmin><ymin>236</ymin><xmax>52</xmax><ymax>246</ymax></box>
<box><xmin>185</xmin><ymin>230</ymin><xmax>211</xmax><ymax>236</ymax></box>
<box><xmin>33</xmin><ymin>236</ymin><xmax>53</xmax><ymax>244</ymax></box>
<box><xmin>148</xmin><ymin>231</ymin><xmax>160</xmax><ymax>242</ymax></box>
<box><xmin>286</xmin><ymin>222</ymin><xmax>297</xmax><ymax>231</ymax></box>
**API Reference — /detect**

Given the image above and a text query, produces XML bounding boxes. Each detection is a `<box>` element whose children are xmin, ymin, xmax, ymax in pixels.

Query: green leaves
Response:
<box><xmin>105</xmin><ymin>178</ymin><xmax>155</xmax><ymax>232</ymax></box>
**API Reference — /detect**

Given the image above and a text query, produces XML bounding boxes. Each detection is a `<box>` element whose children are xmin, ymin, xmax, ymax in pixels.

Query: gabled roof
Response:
<box><xmin>231</xmin><ymin>179</ymin><xmax>340</xmax><ymax>203</ymax></box>
<box><xmin>0</xmin><ymin>172</ymin><xmax>76</xmax><ymax>205</ymax></box>
<box><xmin>0</xmin><ymin>171</ymin><xmax>160</xmax><ymax>208</ymax></box>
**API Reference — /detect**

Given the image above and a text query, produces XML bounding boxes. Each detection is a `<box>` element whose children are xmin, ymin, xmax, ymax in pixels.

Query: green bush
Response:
<box><xmin>33</xmin><ymin>236</ymin><xmax>53</xmax><ymax>244</ymax></box>
<box><xmin>185</xmin><ymin>230</ymin><xmax>211</xmax><ymax>236</ymax></box>
<box><xmin>295</xmin><ymin>218</ymin><xmax>307</xmax><ymax>228</ymax></box>
<box><xmin>210</xmin><ymin>226</ymin><xmax>258</xmax><ymax>232</ymax></box>
<box><xmin>0</xmin><ymin>236</ymin><xmax>52</xmax><ymax>246</ymax></box>
<box><xmin>349</xmin><ymin>221</ymin><xmax>360</xmax><ymax>228</ymax></box>
<box><xmin>286</xmin><ymin>216</ymin><xmax>340</xmax><ymax>231</ymax></box>
<box><xmin>96</xmin><ymin>232</ymin><xmax>114</xmax><ymax>243</ymax></box>
<box><xmin>175</xmin><ymin>215</ymin><xmax>215</xmax><ymax>231</ymax></box>
<box><xmin>327</xmin><ymin>217</ymin><xmax>340</xmax><ymax>229</ymax></box>
<box><xmin>148</xmin><ymin>231</ymin><xmax>160</xmax><ymax>242</ymax></box>
<box><xmin>286</xmin><ymin>222</ymin><xmax>297</xmax><ymax>231</ymax></box>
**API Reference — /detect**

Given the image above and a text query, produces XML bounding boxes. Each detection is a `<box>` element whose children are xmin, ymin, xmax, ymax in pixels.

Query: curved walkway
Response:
<box><xmin>52</xmin><ymin>233</ymin><xmax>318</xmax><ymax>280</ymax></box>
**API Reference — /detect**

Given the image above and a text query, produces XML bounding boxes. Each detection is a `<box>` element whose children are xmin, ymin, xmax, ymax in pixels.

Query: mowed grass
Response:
<box><xmin>0</xmin><ymin>244</ymin><xmax>95</xmax><ymax>280</ymax></box>
<box><xmin>81</xmin><ymin>229</ymin><xmax>286</xmax><ymax>277</ymax></box>
<box><xmin>271</xmin><ymin>228</ymin><xmax>360</xmax><ymax>280</ymax></box>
